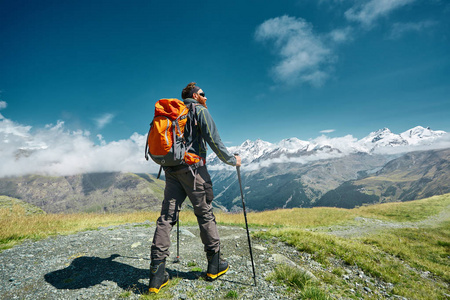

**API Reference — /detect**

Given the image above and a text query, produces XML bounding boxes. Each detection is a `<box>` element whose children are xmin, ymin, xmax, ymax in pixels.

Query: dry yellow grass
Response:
<box><xmin>0</xmin><ymin>205</ymin><xmax>161</xmax><ymax>250</ymax></box>
<box><xmin>2</xmin><ymin>193</ymin><xmax>449</xmax><ymax>251</ymax></box>
<box><xmin>218</xmin><ymin>193</ymin><xmax>450</xmax><ymax>227</ymax></box>
<box><xmin>215</xmin><ymin>207</ymin><xmax>355</xmax><ymax>228</ymax></box>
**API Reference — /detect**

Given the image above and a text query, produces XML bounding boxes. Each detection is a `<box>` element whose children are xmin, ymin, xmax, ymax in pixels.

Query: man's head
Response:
<box><xmin>181</xmin><ymin>82</ymin><xmax>207</xmax><ymax>108</ymax></box>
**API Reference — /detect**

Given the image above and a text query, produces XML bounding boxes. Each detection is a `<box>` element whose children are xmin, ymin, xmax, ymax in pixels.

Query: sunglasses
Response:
<box><xmin>197</xmin><ymin>92</ymin><xmax>205</xmax><ymax>97</ymax></box>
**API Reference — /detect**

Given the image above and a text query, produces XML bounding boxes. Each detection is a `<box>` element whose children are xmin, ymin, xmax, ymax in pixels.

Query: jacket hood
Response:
<box><xmin>183</xmin><ymin>98</ymin><xmax>198</xmax><ymax>105</ymax></box>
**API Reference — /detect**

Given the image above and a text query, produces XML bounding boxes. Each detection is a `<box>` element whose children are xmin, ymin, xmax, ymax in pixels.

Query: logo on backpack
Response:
<box><xmin>145</xmin><ymin>99</ymin><xmax>202</xmax><ymax>171</ymax></box>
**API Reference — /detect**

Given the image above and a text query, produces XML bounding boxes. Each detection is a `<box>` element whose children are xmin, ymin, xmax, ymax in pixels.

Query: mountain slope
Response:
<box><xmin>210</xmin><ymin>152</ymin><xmax>390</xmax><ymax>211</ymax></box>
<box><xmin>0</xmin><ymin>195</ymin><xmax>46</xmax><ymax>215</ymax></box>
<box><xmin>316</xmin><ymin>148</ymin><xmax>450</xmax><ymax>208</ymax></box>
<box><xmin>0</xmin><ymin>173</ymin><xmax>165</xmax><ymax>213</ymax></box>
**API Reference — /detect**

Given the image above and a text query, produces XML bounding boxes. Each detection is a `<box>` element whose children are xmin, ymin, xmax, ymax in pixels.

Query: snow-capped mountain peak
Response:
<box><xmin>207</xmin><ymin>126</ymin><xmax>449</xmax><ymax>168</ymax></box>
<box><xmin>207</xmin><ymin>138</ymin><xmax>274</xmax><ymax>165</ymax></box>
<box><xmin>400</xmin><ymin>126</ymin><xmax>446</xmax><ymax>145</ymax></box>
<box><xmin>278</xmin><ymin>137</ymin><xmax>309</xmax><ymax>151</ymax></box>
<box><xmin>359</xmin><ymin>127</ymin><xmax>407</xmax><ymax>150</ymax></box>
<box><xmin>237</xmin><ymin>139</ymin><xmax>274</xmax><ymax>157</ymax></box>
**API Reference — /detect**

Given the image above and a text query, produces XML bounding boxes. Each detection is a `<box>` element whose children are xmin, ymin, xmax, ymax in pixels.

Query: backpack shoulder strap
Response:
<box><xmin>187</xmin><ymin>103</ymin><xmax>200</xmax><ymax>125</ymax></box>
<box><xmin>144</xmin><ymin>123</ymin><xmax>152</xmax><ymax>161</ymax></box>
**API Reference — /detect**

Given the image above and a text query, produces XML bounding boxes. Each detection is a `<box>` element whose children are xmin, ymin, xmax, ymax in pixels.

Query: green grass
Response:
<box><xmin>191</xmin><ymin>267</ymin><xmax>202</xmax><ymax>272</ymax></box>
<box><xmin>361</xmin><ymin>221</ymin><xmax>450</xmax><ymax>282</ymax></box>
<box><xmin>224</xmin><ymin>290</ymin><xmax>238</xmax><ymax>298</ymax></box>
<box><xmin>255</xmin><ymin>218</ymin><xmax>450</xmax><ymax>299</ymax></box>
<box><xmin>267</xmin><ymin>264</ymin><xmax>331</xmax><ymax>300</ymax></box>
<box><xmin>267</xmin><ymin>264</ymin><xmax>314</xmax><ymax>289</ymax></box>
<box><xmin>118</xmin><ymin>290</ymin><xmax>132</xmax><ymax>298</ymax></box>
<box><xmin>355</xmin><ymin>193</ymin><xmax>450</xmax><ymax>222</ymax></box>
<box><xmin>299</xmin><ymin>286</ymin><xmax>332</xmax><ymax>300</ymax></box>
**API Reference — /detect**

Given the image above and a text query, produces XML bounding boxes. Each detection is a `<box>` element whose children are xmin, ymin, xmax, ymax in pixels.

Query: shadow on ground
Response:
<box><xmin>44</xmin><ymin>254</ymin><xmax>204</xmax><ymax>295</ymax></box>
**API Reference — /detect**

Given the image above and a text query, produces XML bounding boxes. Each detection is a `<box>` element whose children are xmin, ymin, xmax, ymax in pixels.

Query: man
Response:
<box><xmin>149</xmin><ymin>82</ymin><xmax>242</xmax><ymax>293</ymax></box>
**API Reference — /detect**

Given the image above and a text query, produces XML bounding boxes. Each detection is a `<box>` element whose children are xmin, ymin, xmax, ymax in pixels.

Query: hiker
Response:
<box><xmin>149</xmin><ymin>82</ymin><xmax>242</xmax><ymax>293</ymax></box>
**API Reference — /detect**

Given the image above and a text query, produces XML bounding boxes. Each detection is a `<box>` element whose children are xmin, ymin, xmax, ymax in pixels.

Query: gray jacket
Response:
<box><xmin>183</xmin><ymin>98</ymin><xmax>236</xmax><ymax>166</ymax></box>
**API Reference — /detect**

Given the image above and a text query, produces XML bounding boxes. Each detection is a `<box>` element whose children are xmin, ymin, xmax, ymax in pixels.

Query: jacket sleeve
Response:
<box><xmin>196</xmin><ymin>106</ymin><xmax>237</xmax><ymax>166</ymax></box>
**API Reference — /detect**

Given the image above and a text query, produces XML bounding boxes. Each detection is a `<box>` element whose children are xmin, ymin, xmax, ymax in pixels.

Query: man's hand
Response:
<box><xmin>235</xmin><ymin>155</ymin><xmax>242</xmax><ymax>167</ymax></box>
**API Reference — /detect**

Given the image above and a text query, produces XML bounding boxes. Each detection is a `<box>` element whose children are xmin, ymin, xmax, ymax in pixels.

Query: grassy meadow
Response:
<box><xmin>1</xmin><ymin>193</ymin><xmax>449</xmax><ymax>299</ymax></box>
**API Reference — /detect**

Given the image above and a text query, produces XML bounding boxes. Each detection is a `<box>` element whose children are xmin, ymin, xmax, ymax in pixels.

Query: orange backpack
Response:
<box><xmin>145</xmin><ymin>99</ymin><xmax>202</xmax><ymax>176</ymax></box>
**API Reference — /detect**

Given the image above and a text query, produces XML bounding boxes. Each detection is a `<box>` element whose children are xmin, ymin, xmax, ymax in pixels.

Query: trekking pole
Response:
<box><xmin>174</xmin><ymin>219</ymin><xmax>180</xmax><ymax>263</ymax></box>
<box><xmin>235</xmin><ymin>154</ymin><xmax>257</xmax><ymax>286</ymax></box>
<box><xmin>177</xmin><ymin>219</ymin><xmax>180</xmax><ymax>261</ymax></box>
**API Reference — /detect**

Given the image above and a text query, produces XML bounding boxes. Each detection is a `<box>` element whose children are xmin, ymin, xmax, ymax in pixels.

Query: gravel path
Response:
<box><xmin>0</xmin><ymin>223</ymin><xmax>301</xmax><ymax>300</ymax></box>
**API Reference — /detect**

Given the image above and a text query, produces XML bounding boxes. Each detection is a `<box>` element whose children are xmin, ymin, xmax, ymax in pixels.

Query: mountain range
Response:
<box><xmin>206</xmin><ymin>126</ymin><xmax>450</xmax><ymax>211</ymax></box>
<box><xmin>207</xmin><ymin>126</ymin><xmax>447</xmax><ymax>168</ymax></box>
<box><xmin>0</xmin><ymin>126</ymin><xmax>449</xmax><ymax>213</ymax></box>
<box><xmin>316</xmin><ymin>147</ymin><xmax>450</xmax><ymax>208</ymax></box>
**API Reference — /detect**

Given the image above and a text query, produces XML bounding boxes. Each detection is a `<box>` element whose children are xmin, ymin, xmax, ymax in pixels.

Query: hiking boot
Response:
<box><xmin>149</xmin><ymin>259</ymin><xmax>169</xmax><ymax>293</ymax></box>
<box><xmin>206</xmin><ymin>251</ymin><xmax>229</xmax><ymax>281</ymax></box>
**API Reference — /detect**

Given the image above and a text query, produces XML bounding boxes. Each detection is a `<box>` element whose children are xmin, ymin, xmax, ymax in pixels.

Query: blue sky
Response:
<box><xmin>1</xmin><ymin>0</ymin><xmax>450</xmax><ymax>175</ymax></box>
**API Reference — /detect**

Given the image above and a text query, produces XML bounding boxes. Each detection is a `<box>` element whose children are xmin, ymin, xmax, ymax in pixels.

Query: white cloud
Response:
<box><xmin>0</xmin><ymin>101</ymin><xmax>6</xmax><ymax>119</ymax></box>
<box><xmin>345</xmin><ymin>0</ymin><xmax>416</xmax><ymax>27</ymax></box>
<box><xmin>389</xmin><ymin>20</ymin><xmax>437</xmax><ymax>39</ymax></box>
<box><xmin>94</xmin><ymin>113</ymin><xmax>115</xmax><ymax>129</ymax></box>
<box><xmin>320</xmin><ymin>129</ymin><xmax>336</xmax><ymax>133</ymax></box>
<box><xmin>255</xmin><ymin>1</ymin><xmax>423</xmax><ymax>85</ymax></box>
<box><xmin>255</xmin><ymin>15</ymin><xmax>335</xmax><ymax>86</ymax></box>
<box><xmin>311</xmin><ymin>134</ymin><xmax>360</xmax><ymax>154</ymax></box>
<box><xmin>372</xmin><ymin>133</ymin><xmax>450</xmax><ymax>155</ymax></box>
<box><xmin>0</xmin><ymin>115</ymin><xmax>158</xmax><ymax>177</ymax></box>
<box><xmin>328</xmin><ymin>27</ymin><xmax>354</xmax><ymax>43</ymax></box>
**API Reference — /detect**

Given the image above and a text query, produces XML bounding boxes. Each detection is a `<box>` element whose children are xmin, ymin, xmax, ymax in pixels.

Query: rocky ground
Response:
<box><xmin>0</xmin><ymin>223</ymin><xmax>298</xmax><ymax>300</ymax></box>
<box><xmin>0</xmin><ymin>210</ymin><xmax>448</xmax><ymax>299</ymax></box>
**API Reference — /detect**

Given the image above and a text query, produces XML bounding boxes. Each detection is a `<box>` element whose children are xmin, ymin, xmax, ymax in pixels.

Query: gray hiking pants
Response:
<box><xmin>150</xmin><ymin>165</ymin><xmax>220</xmax><ymax>261</ymax></box>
